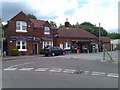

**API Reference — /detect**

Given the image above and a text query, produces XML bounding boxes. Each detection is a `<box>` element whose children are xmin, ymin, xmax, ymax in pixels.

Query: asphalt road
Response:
<box><xmin>2</xmin><ymin>52</ymin><xmax>119</xmax><ymax>88</ymax></box>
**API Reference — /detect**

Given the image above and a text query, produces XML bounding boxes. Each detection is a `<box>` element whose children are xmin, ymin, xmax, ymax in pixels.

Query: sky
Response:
<box><xmin>0</xmin><ymin>0</ymin><xmax>119</xmax><ymax>33</ymax></box>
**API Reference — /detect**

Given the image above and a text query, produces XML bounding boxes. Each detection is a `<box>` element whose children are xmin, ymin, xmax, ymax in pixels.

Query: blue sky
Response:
<box><xmin>0</xmin><ymin>0</ymin><xmax>119</xmax><ymax>33</ymax></box>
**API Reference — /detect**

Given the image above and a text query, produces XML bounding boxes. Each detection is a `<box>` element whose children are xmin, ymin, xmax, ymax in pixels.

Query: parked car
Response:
<box><xmin>44</xmin><ymin>46</ymin><xmax>65</xmax><ymax>56</ymax></box>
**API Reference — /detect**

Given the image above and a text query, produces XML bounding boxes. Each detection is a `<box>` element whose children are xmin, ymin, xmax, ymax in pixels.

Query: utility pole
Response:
<box><xmin>98</xmin><ymin>23</ymin><xmax>101</xmax><ymax>52</ymax></box>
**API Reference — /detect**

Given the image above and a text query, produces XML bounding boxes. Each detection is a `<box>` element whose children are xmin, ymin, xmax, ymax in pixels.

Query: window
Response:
<box><xmin>63</xmin><ymin>42</ymin><xmax>70</xmax><ymax>50</ymax></box>
<box><xmin>16</xmin><ymin>21</ymin><xmax>27</xmax><ymax>32</ymax></box>
<box><xmin>16</xmin><ymin>41</ymin><xmax>27</xmax><ymax>51</ymax></box>
<box><xmin>44</xmin><ymin>27</ymin><xmax>50</xmax><ymax>34</ymax></box>
<box><xmin>43</xmin><ymin>41</ymin><xmax>53</xmax><ymax>48</ymax></box>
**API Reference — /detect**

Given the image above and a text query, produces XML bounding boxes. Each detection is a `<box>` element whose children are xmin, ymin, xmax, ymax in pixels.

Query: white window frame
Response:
<box><xmin>16</xmin><ymin>41</ymin><xmax>27</xmax><ymax>51</ymax></box>
<box><xmin>63</xmin><ymin>42</ymin><xmax>70</xmax><ymax>50</ymax></box>
<box><xmin>44</xmin><ymin>27</ymin><xmax>50</xmax><ymax>34</ymax></box>
<box><xmin>43</xmin><ymin>41</ymin><xmax>53</xmax><ymax>48</ymax></box>
<box><xmin>16</xmin><ymin>21</ymin><xmax>27</xmax><ymax>32</ymax></box>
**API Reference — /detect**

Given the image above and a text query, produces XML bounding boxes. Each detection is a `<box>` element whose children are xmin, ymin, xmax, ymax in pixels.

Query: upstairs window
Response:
<box><xmin>16</xmin><ymin>21</ymin><xmax>27</xmax><ymax>32</ymax></box>
<box><xmin>44</xmin><ymin>27</ymin><xmax>50</xmax><ymax>34</ymax></box>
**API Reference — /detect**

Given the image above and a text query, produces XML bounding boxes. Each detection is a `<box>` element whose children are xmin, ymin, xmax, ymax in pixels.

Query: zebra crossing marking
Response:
<box><xmin>19</xmin><ymin>68</ymin><xmax>33</xmax><ymax>71</ymax></box>
<box><xmin>107</xmin><ymin>73</ymin><xmax>119</xmax><ymax>78</ymax></box>
<box><xmin>35</xmin><ymin>68</ymin><xmax>48</xmax><ymax>72</ymax></box>
<box><xmin>4</xmin><ymin>68</ymin><xmax>17</xmax><ymax>71</ymax></box>
<box><xmin>63</xmin><ymin>69</ymin><xmax>76</xmax><ymax>73</ymax></box>
<box><xmin>3</xmin><ymin>67</ymin><xmax>119</xmax><ymax>78</ymax></box>
<box><xmin>91</xmin><ymin>72</ymin><xmax>105</xmax><ymax>76</ymax></box>
<box><xmin>49</xmin><ymin>68</ymin><xmax>62</xmax><ymax>72</ymax></box>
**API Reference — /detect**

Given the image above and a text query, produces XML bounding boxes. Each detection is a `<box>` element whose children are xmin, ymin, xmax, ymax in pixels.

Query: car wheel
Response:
<box><xmin>63</xmin><ymin>52</ymin><xmax>65</xmax><ymax>55</ymax></box>
<box><xmin>52</xmin><ymin>53</ymin><xmax>55</xmax><ymax>56</ymax></box>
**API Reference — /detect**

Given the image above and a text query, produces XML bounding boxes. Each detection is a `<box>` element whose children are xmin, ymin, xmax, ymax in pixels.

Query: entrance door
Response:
<box><xmin>33</xmin><ymin>43</ymin><xmax>38</xmax><ymax>55</ymax></box>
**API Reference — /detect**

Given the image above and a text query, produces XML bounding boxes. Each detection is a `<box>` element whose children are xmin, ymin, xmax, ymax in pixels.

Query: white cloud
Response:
<box><xmin>1</xmin><ymin>0</ymin><xmax>26</xmax><ymax>2</ymax></box>
<box><xmin>70</xmin><ymin>0</ymin><xmax>118</xmax><ymax>30</ymax></box>
<box><xmin>55</xmin><ymin>0</ymin><xmax>119</xmax><ymax>31</ymax></box>
<box><xmin>3</xmin><ymin>0</ymin><xmax>118</xmax><ymax>31</ymax></box>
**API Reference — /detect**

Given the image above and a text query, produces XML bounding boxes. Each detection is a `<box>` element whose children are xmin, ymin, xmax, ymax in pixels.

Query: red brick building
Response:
<box><xmin>100</xmin><ymin>36</ymin><xmax>111</xmax><ymax>51</ymax></box>
<box><xmin>4</xmin><ymin>11</ymin><xmax>57</xmax><ymax>55</ymax></box>
<box><xmin>4</xmin><ymin>11</ymin><xmax>107</xmax><ymax>55</ymax></box>
<box><xmin>55</xmin><ymin>26</ymin><xmax>98</xmax><ymax>53</ymax></box>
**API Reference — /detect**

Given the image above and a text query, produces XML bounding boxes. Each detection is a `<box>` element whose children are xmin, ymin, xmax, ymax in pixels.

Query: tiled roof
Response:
<box><xmin>30</xmin><ymin>19</ymin><xmax>45</xmax><ymax>28</ymax></box>
<box><xmin>57</xmin><ymin>27</ymin><xmax>97</xmax><ymax>39</ymax></box>
<box><xmin>100</xmin><ymin>36</ymin><xmax>111</xmax><ymax>43</ymax></box>
<box><xmin>30</xmin><ymin>19</ymin><xmax>57</xmax><ymax>29</ymax></box>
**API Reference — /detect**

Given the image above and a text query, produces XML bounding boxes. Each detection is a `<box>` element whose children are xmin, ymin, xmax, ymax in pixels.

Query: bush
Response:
<box><xmin>39</xmin><ymin>48</ymin><xmax>45</xmax><ymax>54</ymax></box>
<box><xmin>11</xmin><ymin>48</ymin><xmax>19</xmax><ymax>56</ymax></box>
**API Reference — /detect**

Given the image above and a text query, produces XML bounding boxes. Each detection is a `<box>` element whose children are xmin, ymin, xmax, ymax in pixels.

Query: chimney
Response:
<box><xmin>65</xmin><ymin>18</ymin><xmax>70</xmax><ymax>27</ymax></box>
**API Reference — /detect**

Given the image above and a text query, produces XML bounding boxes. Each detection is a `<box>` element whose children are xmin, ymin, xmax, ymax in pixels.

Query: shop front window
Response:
<box><xmin>63</xmin><ymin>42</ymin><xmax>70</xmax><ymax>50</ymax></box>
<box><xmin>16</xmin><ymin>41</ymin><xmax>27</xmax><ymax>51</ymax></box>
<box><xmin>43</xmin><ymin>41</ymin><xmax>53</xmax><ymax>48</ymax></box>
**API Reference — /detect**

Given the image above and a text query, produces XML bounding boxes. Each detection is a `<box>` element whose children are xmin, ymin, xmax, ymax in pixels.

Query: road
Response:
<box><xmin>2</xmin><ymin>52</ymin><xmax>119</xmax><ymax>88</ymax></box>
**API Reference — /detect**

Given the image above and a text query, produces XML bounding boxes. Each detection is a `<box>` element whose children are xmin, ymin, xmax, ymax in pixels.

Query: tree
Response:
<box><xmin>50</xmin><ymin>21</ymin><xmax>57</xmax><ymax>27</ymax></box>
<box><xmin>79</xmin><ymin>22</ymin><xmax>108</xmax><ymax>37</ymax></box>
<box><xmin>75</xmin><ymin>22</ymin><xmax>80</xmax><ymax>28</ymax></box>
<box><xmin>0</xmin><ymin>18</ymin><xmax>2</xmax><ymax>38</ymax></box>
<box><xmin>58</xmin><ymin>23</ymin><xmax>64</xmax><ymax>28</ymax></box>
<box><xmin>108</xmin><ymin>33</ymin><xmax>120</xmax><ymax>39</ymax></box>
<box><xmin>58</xmin><ymin>21</ymin><xmax>108</xmax><ymax>37</ymax></box>
<box><xmin>26</xmin><ymin>13</ymin><xmax>37</xmax><ymax>20</ymax></box>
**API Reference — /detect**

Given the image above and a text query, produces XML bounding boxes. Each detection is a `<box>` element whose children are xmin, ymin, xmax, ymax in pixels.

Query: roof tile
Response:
<box><xmin>57</xmin><ymin>27</ymin><xmax>97</xmax><ymax>39</ymax></box>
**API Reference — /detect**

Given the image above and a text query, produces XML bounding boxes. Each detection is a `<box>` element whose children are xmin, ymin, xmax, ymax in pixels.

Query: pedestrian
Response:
<box><xmin>77</xmin><ymin>46</ymin><xmax>80</xmax><ymax>54</ymax></box>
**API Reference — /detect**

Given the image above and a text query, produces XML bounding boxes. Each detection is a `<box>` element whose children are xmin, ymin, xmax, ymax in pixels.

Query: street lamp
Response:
<box><xmin>98</xmin><ymin>23</ymin><xmax>101</xmax><ymax>52</ymax></box>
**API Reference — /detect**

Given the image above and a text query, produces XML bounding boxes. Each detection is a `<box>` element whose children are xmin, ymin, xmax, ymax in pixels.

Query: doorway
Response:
<box><xmin>33</xmin><ymin>43</ymin><xmax>38</xmax><ymax>55</ymax></box>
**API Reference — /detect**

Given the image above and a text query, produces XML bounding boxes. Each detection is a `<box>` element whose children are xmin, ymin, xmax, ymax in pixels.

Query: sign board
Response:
<box><xmin>10</xmin><ymin>36</ymin><xmax>35</xmax><ymax>41</ymax></box>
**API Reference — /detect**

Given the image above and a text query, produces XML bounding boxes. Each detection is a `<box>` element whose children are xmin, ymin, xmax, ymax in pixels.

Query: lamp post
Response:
<box><xmin>98</xmin><ymin>23</ymin><xmax>101</xmax><ymax>52</ymax></box>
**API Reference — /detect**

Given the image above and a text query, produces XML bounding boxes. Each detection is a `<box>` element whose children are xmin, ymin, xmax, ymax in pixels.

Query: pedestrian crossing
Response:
<box><xmin>3</xmin><ymin>67</ymin><xmax>119</xmax><ymax>78</ymax></box>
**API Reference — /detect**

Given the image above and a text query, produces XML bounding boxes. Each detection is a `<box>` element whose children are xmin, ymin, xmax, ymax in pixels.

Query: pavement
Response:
<box><xmin>3</xmin><ymin>55</ymin><xmax>44</xmax><ymax>61</ymax></box>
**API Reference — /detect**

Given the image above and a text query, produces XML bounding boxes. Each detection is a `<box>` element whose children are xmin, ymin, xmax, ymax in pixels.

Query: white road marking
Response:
<box><xmin>107</xmin><ymin>73</ymin><xmax>119</xmax><ymax>78</ymax></box>
<box><xmin>91</xmin><ymin>72</ymin><xmax>105</xmax><ymax>76</ymax></box>
<box><xmin>19</xmin><ymin>68</ymin><xmax>33</xmax><ymax>71</ymax></box>
<box><xmin>4</xmin><ymin>68</ymin><xmax>17</xmax><ymax>71</ymax></box>
<box><xmin>3</xmin><ymin>66</ymin><xmax>119</xmax><ymax>79</ymax></box>
<box><xmin>7</xmin><ymin>62</ymin><xmax>34</xmax><ymax>68</ymax></box>
<box><xmin>49</xmin><ymin>68</ymin><xmax>62</xmax><ymax>72</ymax></box>
<box><xmin>63</xmin><ymin>69</ymin><xmax>76</xmax><ymax>73</ymax></box>
<box><xmin>114</xmin><ymin>61</ymin><xmax>118</xmax><ymax>64</ymax></box>
<box><xmin>35</xmin><ymin>68</ymin><xmax>48</xmax><ymax>72</ymax></box>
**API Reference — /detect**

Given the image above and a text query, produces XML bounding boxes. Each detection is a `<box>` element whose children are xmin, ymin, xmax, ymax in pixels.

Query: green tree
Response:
<box><xmin>0</xmin><ymin>18</ymin><xmax>2</xmax><ymax>38</ymax></box>
<box><xmin>50</xmin><ymin>21</ymin><xmax>57</xmax><ymax>27</ymax></box>
<box><xmin>79</xmin><ymin>22</ymin><xmax>108</xmax><ymax>37</ymax></box>
<box><xmin>58</xmin><ymin>23</ymin><xmax>64</xmax><ymax>28</ymax></box>
<box><xmin>58</xmin><ymin>21</ymin><xmax>108</xmax><ymax>37</ymax></box>
<box><xmin>75</xmin><ymin>22</ymin><xmax>80</xmax><ymax>28</ymax></box>
<box><xmin>26</xmin><ymin>13</ymin><xmax>37</xmax><ymax>20</ymax></box>
<box><xmin>108</xmin><ymin>33</ymin><xmax>120</xmax><ymax>39</ymax></box>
